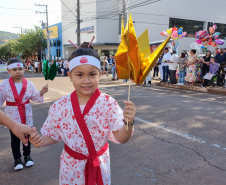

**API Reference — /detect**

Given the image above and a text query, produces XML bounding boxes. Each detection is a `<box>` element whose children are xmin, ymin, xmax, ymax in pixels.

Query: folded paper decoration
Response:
<box><xmin>43</xmin><ymin>59</ymin><xmax>57</xmax><ymax>81</ymax></box>
<box><xmin>115</xmin><ymin>13</ymin><xmax>170</xmax><ymax>85</ymax></box>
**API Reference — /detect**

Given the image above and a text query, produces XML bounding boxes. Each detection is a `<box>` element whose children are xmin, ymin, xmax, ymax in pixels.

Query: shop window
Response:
<box><xmin>169</xmin><ymin>18</ymin><xmax>204</xmax><ymax>38</ymax></box>
<box><xmin>208</xmin><ymin>22</ymin><xmax>226</xmax><ymax>39</ymax></box>
<box><xmin>50</xmin><ymin>40</ymin><xmax>53</xmax><ymax>47</ymax></box>
<box><xmin>58</xmin><ymin>40</ymin><xmax>61</xmax><ymax>46</ymax></box>
<box><xmin>54</xmin><ymin>40</ymin><xmax>57</xmax><ymax>46</ymax></box>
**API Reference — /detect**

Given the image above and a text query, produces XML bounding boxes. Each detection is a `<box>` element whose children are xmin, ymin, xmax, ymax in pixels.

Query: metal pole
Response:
<box><xmin>77</xmin><ymin>0</ymin><xmax>80</xmax><ymax>46</ymax></box>
<box><xmin>46</xmin><ymin>5</ymin><xmax>51</xmax><ymax>60</ymax></box>
<box><xmin>122</xmin><ymin>0</ymin><xmax>126</xmax><ymax>27</ymax></box>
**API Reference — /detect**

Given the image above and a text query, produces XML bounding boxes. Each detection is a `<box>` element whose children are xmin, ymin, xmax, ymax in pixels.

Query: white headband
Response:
<box><xmin>69</xmin><ymin>55</ymin><xmax>100</xmax><ymax>71</ymax></box>
<box><xmin>7</xmin><ymin>63</ymin><xmax>24</xmax><ymax>69</ymax></box>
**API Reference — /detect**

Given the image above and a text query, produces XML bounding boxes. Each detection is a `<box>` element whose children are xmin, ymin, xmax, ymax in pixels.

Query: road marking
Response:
<box><xmin>148</xmin><ymin>87</ymin><xmax>226</xmax><ymax>104</ymax></box>
<box><xmin>48</xmin><ymin>88</ymin><xmax>70</xmax><ymax>96</ymax></box>
<box><xmin>135</xmin><ymin>117</ymin><xmax>226</xmax><ymax>152</ymax></box>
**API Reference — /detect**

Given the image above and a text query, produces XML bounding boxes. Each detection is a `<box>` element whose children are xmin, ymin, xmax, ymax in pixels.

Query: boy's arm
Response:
<box><xmin>0</xmin><ymin>110</ymin><xmax>31</xmax><ymax>145</ymax></box>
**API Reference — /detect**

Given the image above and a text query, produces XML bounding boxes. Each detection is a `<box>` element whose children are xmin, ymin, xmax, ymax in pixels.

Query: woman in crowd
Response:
<box><xmin>185</xmin><ymin>49</ymin><xmax>197</xmax><ymax>86</ymax></box>
<box><xmin>103</xmin><ymin>56</ymin><xmax>109</xmax><ymax>76</ymax></box>
<box><xmin>199</xmin><ymin>50</ymin><xmax>211</xmax><ymax>83</ymax></box>
<box><xmin>178</xmin><ymin>52</ymin><xmax>186</xmax><ymax>85</ymax></box>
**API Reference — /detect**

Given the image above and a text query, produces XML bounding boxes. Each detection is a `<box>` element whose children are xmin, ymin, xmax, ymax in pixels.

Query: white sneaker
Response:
<box><xmin>176</xmin><ymin>83</ymin><xmax>180</xmax><ymax>85</ymax></box>
<box><xmin>14</xmin><ymin>159</ymin><xmax>23</xmax><ymax>171</ymax></box>
<box><xmin>181</xmin><ymin>83</ymin><xmax>184</xmax><ymax>85</ymax></box>
<box><xmin>24</xmin><ymin>156</ymin><xmax>34</xmax><ymax>167</ymax></box>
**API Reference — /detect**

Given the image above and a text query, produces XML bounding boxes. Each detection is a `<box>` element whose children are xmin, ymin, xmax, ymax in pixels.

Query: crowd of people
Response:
<box><xmin>22</xmin><ymin>58</ymin><xmax>70</xmax><ymax>76</ymax></box>
<box><xmin>149</xmin><ymin>47</ymin><xmax>226</xmax><ymax>88</ymax></box>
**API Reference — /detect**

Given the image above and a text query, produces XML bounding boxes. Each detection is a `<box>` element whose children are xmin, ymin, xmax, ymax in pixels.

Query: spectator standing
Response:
<box><xmin>157</xmin><ymin>53</ymin><xmax>164</xmax><ymax>80</ymax></box>
<box><xmin>153</xmin><ymin>60</ymin><xmax>159</xmax><ymax>79</ymax></box>
<box><xmin>185</xmin><ymin>49</ymin><xmax>197</xmax><ymax>86</ymax></box>
<box><xmin>111</xmin><ymin>61</ymin><xmax>116</xmax><ymax>80</ymax></box>
<box><xmin>200</xmin><ymin>51</ymin><xmax>211</xmax><ymax>83</ymax></box>
<box><xmin>143</xmin><ymin>71</ymin><xmax>152</xmax><ymax>86</ymax></box>
<box><xmin>214</xmin><ymin>48</ymin><xmax>220</xmax><ymax>56</ymax></box>
<box><xmin>160</xmin><ymin>48</ymin><xmax>171</xmax><ymax>82</ymax></box>
<box><xmin>110</xmin><ymin>55</ymin><xmax>115</xmax><ymax>64</ymax></box>
<box><xmin>215</xmin><ymin>48</ymin><xmax>226</xmax><ymax>72</ymax></box>
<box><xmin>34</xmin><ymin>60</ymin><xmax>39</xmax><ymax>73</ymax></box>
<box><xmin>30</xmin><ymin>61</ymin><xmax>34</xmax><ymax>72</ymax></box>
<box><xmin>103</xmin><ymin>56</ymin><xmax>109</xmax><ymax>76</ymax></box>
<box><xmin>178</xmin><ymin>52</ymin><xmax>186</xmax><ymax>85</ymax></box>
<box><xmin>168</xmin><ymin>50</ymin><xmax>179</xmax><ymax>84</ymax></box>
<box><xmin>63</xmin><ymin>59</ymin><xmax>68</xmax><ymax>76</ymax></box>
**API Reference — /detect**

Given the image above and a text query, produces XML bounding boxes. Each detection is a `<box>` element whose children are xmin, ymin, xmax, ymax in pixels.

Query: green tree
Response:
<box><xmin>0</xmin><ymin>39</ymin><xmax>18</xmax><ymax>58</ymax></box>
<box><xmin>14</xmin><ymin>26</ymin><xmax>47</xmax><ymax>58</ymax></box>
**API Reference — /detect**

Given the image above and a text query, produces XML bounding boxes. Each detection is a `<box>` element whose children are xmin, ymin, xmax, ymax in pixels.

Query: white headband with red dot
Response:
<box><xmin>69</xmin><ymin>55</ymin><xmax>100</xmax><ymax>71</ymax></box>
<box><xmin>7</xmin><ymin>63</ymin><xmax>24</xmax><ymax>69</ymax></box>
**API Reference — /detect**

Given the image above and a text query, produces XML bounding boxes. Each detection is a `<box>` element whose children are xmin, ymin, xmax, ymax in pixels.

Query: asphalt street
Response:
<box><xmin>1</xmin><ymin>72</ymin><xmax>226</xmax><ymax>185</ymax></box>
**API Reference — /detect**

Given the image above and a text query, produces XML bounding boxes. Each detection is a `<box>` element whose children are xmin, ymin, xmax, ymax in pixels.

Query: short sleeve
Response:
<box><xmin>108</xmin><ymin>98</ymin><xmax>124</xmax><ymax>144</ymax></box>
<box><xmin>0</xmin><ymin>82</ymin><xmax>5</xmax><ymax>107</ymax></box>
<box><xmin>40</xmin><ymin>103</ymin><xmax>62</xmax><ymax>142</ymax></box>
<box><xmin>170</xmin><ymin>55</ymin><xmax>175</xmax><ymax>62</ymax></box>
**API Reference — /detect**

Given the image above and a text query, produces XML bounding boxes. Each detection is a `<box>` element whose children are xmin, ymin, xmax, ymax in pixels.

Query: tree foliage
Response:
<box><xmin>0</xmin><ymin>31</ymin><xmax>19</xmax><ymax>40</ymax></box>
<box><xmin>0</xmin><ymin>39</ymin><xmax>18</xmax><ymax>58</ymax></box>
<box><xmin>0</xmin><ymin>26</ymin><xmax>47</xmax><ymax>59</ymax></box>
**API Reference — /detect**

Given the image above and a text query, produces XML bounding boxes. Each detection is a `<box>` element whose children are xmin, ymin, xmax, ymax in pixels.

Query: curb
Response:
<box><xmin>157</xmin><ymin>82</ymin><xmax>226</xmax><ymax>96</ymax></box>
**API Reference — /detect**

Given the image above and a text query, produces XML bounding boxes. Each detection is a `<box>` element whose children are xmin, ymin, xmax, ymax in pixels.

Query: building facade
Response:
<box><xmin>61</xmin><ymin>0</ymin><xmax>226</xmax><ymax>58</ymax></box>
<box><xmin>42</xmin><ymin>22</ymin><xmax>63</xmax><ymax>60</ymax></box>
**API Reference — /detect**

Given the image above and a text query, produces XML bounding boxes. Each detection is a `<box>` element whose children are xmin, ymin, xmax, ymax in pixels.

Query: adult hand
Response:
<box><xmin>10</xmin><ymin>123</ymin><xmax>32</xmax><ymax>146</ymax></box>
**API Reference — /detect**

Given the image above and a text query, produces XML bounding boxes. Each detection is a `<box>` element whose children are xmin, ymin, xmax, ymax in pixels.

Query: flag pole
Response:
<box><xmin>127</xmin><ymin>14</ymin><xmax>130</xmax><ymax>131</ymax></box>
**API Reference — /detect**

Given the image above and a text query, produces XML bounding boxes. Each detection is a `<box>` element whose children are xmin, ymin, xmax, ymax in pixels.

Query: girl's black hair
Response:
<box><xmin>7</xmin><ymin>58</ymin><xmax>25</xmax><ymax>66</ymax></box>
<box><xmin>68</xmin><ymin>42</ymin><xmax>100</xmax><ymax>62</ymax></box>
<box><xmin>206</xmin><ymin>50</ymin><xmax>211</xmax><ymax>57</ymax></box>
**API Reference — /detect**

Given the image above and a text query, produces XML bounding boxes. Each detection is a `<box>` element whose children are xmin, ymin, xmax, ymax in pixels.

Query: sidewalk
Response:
<box><xmin>155</xmin><ymin>80</ymin><xmax>226</xmax><ymax>95</ymax></box>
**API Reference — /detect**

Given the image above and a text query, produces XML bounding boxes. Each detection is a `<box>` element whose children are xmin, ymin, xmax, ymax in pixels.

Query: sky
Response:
<box><xmin>0</xmin><ymin>0</ymin><xmax>62</xmax><ymax>34</ymax></box>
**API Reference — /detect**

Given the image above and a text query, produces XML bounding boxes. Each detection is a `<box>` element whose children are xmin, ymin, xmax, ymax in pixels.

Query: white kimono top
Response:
<box><xmin>0</xmin><ymin>79</ymin><xmax>44</xmax><ymax>126</ymax></box>
<box><xmin>41</xmin><ymin>92</ymin><xmax>125</xmax><ymax>185</ymax></box>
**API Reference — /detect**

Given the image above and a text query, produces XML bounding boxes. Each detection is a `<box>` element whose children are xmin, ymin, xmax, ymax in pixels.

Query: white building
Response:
<box><xmin>61</xmin><ymin>0</ymin><xmax>226</xmax><ymax>58</ymax></box>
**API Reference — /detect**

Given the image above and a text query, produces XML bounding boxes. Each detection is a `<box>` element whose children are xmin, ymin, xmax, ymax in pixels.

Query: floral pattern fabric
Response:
<box><xmin>41</xmin><ymin>93</ymin><xmax>126</xmax><ymax>185</ymax></box>
<box><xmin>0</xmin><ymin>79</ymin><xmax>44</xmax><ymax>126</ymax></box>
<box><xmin>185</xmin><ymin>56</ymin><xmax>197</xmax><ymax>82</ymax></box>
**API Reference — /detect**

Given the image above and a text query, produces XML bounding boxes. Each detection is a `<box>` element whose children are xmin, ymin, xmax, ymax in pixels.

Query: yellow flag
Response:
<box><xmin>137</xmin><ymin>37</ymin><xmax>171</xmax><ymax>84</ymax></box>
<box><xmin>127</xmin><ymin>13</ymin><xmax>141</xmax><ymax>83</ymax></box>
<box><xmin>115</xmin><ymin>16</ymin><xmax>129</xmax><ymax>79</ymax></box>
<box><xmin>137</xmin><ymin>29</ymin><xmax>151</xmax><ymax>61</ymax></box>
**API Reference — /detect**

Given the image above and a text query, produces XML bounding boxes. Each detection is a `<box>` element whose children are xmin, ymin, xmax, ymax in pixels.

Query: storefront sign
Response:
<box><xmin>75</xmin><ymin>26</ymin><xmax>94</xmax><ymax>34</ymax></box>
<box><xmin>0</xmin><ymin>64</ymin><xmax>7</xmax><ymax>72</ymax></box>
<box><xmin>43</xmin><ymin>25</ymin><xmax>59</xmax><ymax>39</ymax></box>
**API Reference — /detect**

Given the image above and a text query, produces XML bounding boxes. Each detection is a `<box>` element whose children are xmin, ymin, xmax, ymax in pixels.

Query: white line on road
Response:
<box><xmin>135</xmin><ymin>117</ymin><xmax>226</xmax><ymax>152</ymax></box>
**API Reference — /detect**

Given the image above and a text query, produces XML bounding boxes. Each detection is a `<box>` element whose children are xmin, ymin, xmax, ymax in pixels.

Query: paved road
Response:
<box><xmin>1</xmin><ymin>72</ymin><xmax>226</xmax><ymax>185</ymax></box>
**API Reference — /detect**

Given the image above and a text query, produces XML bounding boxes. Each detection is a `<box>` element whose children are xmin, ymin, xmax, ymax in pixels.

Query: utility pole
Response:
<box><xmin>122</xmin><ymin>0</ymin><xmax>126</xmax><ymax>27</ymax></box>
<box><xmin>35</xmin><ymin>4</ymin><xmax>51</xmax><ymax>60</ymax></box>
<box><xmin>13</xmin><ymin>27</ymin><xmax>22</xmax><ymax>34</ymax></box>
<box><xmin>77</xmin><ymin>0</ymin><xmax>81</xmax><ymax>46</ymax></box>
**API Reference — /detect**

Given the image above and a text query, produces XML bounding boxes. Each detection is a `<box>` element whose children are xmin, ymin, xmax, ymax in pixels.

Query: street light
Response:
<box><xmin>13</xmin><ymin>27</ymin><xmax>22</xmax><ymax>34</ymax></box>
